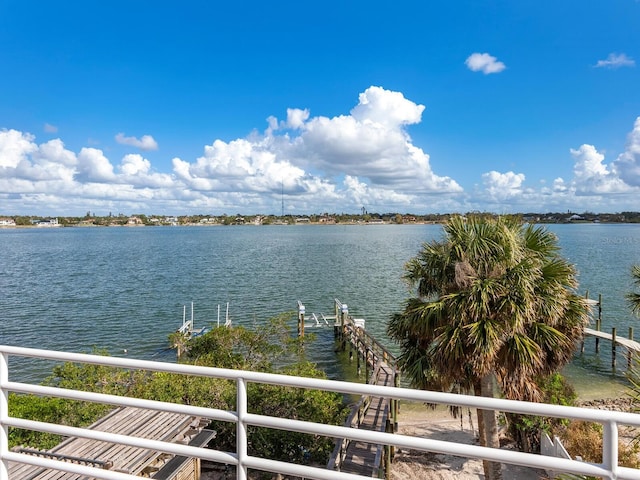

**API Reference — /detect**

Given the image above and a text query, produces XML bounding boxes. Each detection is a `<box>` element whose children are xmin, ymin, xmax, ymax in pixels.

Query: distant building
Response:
<box><xmin>34</xmin><ymin>218</ymin><xmax>60</xmax><ymax>227</ymax></box>
<box><xmin>318</xmin><ymin>215</ymin><xmax>335</xmax><ymax>224</ymax></box>
<box><xmin>0</xmin><ymin>218</ymin><xmax>16</xmax><ymax>227</ymax></box>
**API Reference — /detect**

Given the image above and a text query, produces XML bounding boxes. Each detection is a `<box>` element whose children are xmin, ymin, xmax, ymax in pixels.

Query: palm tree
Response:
<box><xmin>387</xmin><ymin>215</ymin><xmax>590</xmax><ymax>480</ymax></box>
<box><xmin>626</xmin><ymin>265</ymin><xmax>640</xmax><ymax>316</ymax></box>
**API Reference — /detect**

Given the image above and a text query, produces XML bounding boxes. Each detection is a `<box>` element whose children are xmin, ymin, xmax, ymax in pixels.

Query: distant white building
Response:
<box><xmin>35</xmin><ymin>218</ymin><xmax>60</xmax><ymax>227</ymax></box>
<box><xmin>0</xmin><ymin>218</ymin><xmax>16</xmax><ymax>227</ymax></box>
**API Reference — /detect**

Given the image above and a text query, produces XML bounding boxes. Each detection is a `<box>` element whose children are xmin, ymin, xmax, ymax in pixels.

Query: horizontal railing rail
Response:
<box><xmin>2</xmin><ymin>345</ymin><xmax>640</xmax><ymax>480</ymax></box>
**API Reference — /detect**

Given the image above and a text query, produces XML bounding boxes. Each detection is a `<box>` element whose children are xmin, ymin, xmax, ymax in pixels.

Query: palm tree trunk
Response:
<box><xmin>475</xmin><ymin>373</ymin><xmax>503</xmax><ymax>480</ymax></box>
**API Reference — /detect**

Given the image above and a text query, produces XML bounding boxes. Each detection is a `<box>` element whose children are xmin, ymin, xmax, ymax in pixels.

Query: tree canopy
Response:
<box><xmin>387</xmin><ymin>215</ymin><xmax>591</xmax><ymax>480</ymax></box>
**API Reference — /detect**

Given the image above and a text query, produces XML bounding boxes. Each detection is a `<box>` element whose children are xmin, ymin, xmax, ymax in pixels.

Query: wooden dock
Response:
<box><xmin>337</xmin><ymin>363</ymin><xmax>396</xmax><ymax>478</ymax></box>
<box><xmin>579</xmin><ymin>293</ymin><xmax>640</xmax><ymax>369</ymax></box>
<box><xmin>326</xmin><ymin>299</ymin><xmax>399</xmax><ymax>480</ymax></box>
<box><xmin>9</xmin><ymin>406</ymin><xmax>213</xmax><ymax>479</ymax></box>
<box><xmin>584</xmin><ymin>327</ymin><xmax>640</xmax><ymax>369</ymax></box>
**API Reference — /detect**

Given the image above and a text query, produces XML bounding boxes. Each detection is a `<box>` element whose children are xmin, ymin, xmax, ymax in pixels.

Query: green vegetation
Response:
<box><xmin>505</xmin><ymin>372</ymin><xmax>576</xmax><ymax>453</ymax></box>
<box><xmin>387</xmin><ymin>215</ymin><xmax>590</xmax><ymax>480</ymax></box>
<box><xmin>626</xmin><ymin>264</ymin><xmax>640</xmax><ymax>317</ymax></box>
<box><xmin>8</xmin><ymin>316</ymin><xmax>348</xmax><ymax>467</ymax></box>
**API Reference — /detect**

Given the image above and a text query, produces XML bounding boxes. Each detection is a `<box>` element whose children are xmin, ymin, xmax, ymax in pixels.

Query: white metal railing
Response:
<box><xmin>2</xmin><ymin>346</ymin><xmax>640</xmax><ymax>480</ymax></box>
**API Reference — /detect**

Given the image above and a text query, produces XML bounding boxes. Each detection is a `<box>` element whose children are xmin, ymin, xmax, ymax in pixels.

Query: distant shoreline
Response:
<box><xmin>3</xmin><ymin>220</ymin><xmax>640</xmax><ymax>229</ymax></box>
<box><xmin>2</xmin><ymin>211</ymin><xmax>640</xmax><ymax>229</ymax></box>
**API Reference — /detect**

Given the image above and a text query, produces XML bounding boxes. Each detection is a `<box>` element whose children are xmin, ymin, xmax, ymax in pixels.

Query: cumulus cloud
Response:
<box><xmin>350</xmin><ymin>86</ymin><xmax>424</xmax><ymax>127</ymax></box>
<box><xmin>612</xmin><ymin>117</ymin><xmax>640</xmax><ymax>186</ymax></box>
<box><xmin>115</xmin><ymin>133</ymin><xmax>159</xmax><ymax>151</ymax></box>
<box><xmin>0</xmin><ymin>129</ymin><xmax>37</xmax><ymax>169</ymax></box>
<box><xmin>286</xmin><ymin>108</ymin><xmax>310</xmax><ymax>129</ymax></box>
<box><xmin>0</xmin><ymin>87</ymin><xmax>466</xmax><ymax>215</ymax></box>
<box><xmin>568</xmin><ymin>144</ymin><xmax>629</xmax><ymax>194</ymax></box>
<box><xmin>595</xmin><ymin>53</ymin><xmax>635</xmax><ymax>69</ymax></box>
<box><xmin>481</xmin><ymin>171</ymin><xmax>526</xmax><ymax>200</ymax></box>
<box><xmin>120</xmin><ymin>154</ymin><xmax>151</xmax><ymax>176</ymax></box>
<box><xmin>5</xmin><ymin>87</ymin><xmax>640</xmax><ymax>216</ymax></box>
<box><xmin>76</xmin><ymin>148</ymin><xmax>116</xmax><ymax>182</ymax></box>
<box><xmin>288</xmin><ymin>86</ymin><xmax>461</xmax><ymax>193</ymax></box>
<box><xmin>465</xmin><ymin>53</ymin><xmax>506</xmax><ymax>74</ymax></box>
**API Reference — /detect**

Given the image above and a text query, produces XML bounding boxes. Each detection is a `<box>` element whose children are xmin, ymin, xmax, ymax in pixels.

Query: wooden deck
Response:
<box><xmin>9</xmin><ymin>406</ymin><xmax>208</xmax><ymax>479</ymax></box>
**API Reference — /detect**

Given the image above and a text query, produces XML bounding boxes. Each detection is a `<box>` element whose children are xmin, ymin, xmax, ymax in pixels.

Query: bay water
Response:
<box><xmin>1</xmin><ymin>223</ymin><xmax>640</xmax><ymax>398</ymax></box>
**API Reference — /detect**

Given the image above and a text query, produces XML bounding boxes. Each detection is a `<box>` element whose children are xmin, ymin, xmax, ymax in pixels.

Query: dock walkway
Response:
<box><xmin>325</xmin><ymin>299</ymin><xmax>399</xmax><ymax>479</ymax></box>
<box><xmin>584</xmin><ymin>328</ymin><xmax>640</xmax><ymax>352</ymax></box>
<box><xmin>339</xmin><ymin>362</ymin><xmax>396</xmax><ymax>477</ymax></box>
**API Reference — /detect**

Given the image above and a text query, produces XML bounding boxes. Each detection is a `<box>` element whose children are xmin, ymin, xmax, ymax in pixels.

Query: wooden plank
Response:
<box><xmin>9</xmin><ymin>407</ymin><xmax>203</xmax><ymax>480</ymax></box>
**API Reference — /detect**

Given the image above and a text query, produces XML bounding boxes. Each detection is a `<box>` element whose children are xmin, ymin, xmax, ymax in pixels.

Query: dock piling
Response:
<box><xmin>630</xmin><ymin>327</ymin><xmax>635</xmax><ymax>368</ymax></box>
<box><xmin>612</xmin><ymin>327</ymin><xmax>617</xmax><ymax>370</ymax></box>
<box><xmin>297</xmin><ymin>302</ymin><xmax>305</xmax><ymax>338</ymax></box>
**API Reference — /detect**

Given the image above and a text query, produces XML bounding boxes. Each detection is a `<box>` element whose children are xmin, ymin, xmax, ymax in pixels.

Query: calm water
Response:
<box><xmin>1</xmin><ymin>223</ymin><xmax>640</xmax><ymax>395</ymax></box>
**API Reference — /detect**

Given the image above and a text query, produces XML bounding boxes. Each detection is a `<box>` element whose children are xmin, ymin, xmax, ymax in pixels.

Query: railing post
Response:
<box><xmin>236</xmin><ymin>378</ymin><xmax>248</xmax><ymax>480</ymax></box>
<box><xmin>602</xmin><ymin>420</ymin><xmax>618</xmax><ymax>480</ymax></box>
<box><xmin>0</xmin><ymin>352</ymin><xmax>8</xmax><ymax>480</ymax></box>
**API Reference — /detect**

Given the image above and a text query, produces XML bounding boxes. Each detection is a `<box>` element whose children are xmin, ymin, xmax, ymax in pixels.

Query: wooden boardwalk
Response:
<box><xmin>339</xmin><ymin>363</ymin><xmax>396</xmax><ymax>477</ymax></box>
<box><xmin>9</xmin><ymin>406</ymin><xmax>211</xmax><ymax>479</ymax></box>
<box><xmin>326</xmin><ymin>298</ymin><xmax>399</xmax><ymax>479</ymax></box>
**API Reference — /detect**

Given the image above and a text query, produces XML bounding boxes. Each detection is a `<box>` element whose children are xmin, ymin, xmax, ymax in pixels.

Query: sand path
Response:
<box><xmin>390</xmin><ymin>404</ymin><xmax>547</xmax><ymax>480</ymax></box>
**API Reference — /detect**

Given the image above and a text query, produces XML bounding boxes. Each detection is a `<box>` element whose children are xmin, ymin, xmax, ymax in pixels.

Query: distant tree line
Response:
<box><xmin>5</xmin><ymin>210</ymin><xmax>640</xmax><ymax>227</ymax></box>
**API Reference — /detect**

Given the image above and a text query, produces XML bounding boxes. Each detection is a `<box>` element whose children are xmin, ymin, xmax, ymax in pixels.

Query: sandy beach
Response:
<box><xmin>390</xmin><ymin>403</ymin><xmax>548</xmax><ymax>480</ymax></box>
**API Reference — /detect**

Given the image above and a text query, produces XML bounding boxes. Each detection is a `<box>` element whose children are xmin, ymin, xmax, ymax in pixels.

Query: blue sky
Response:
<box><xmin>1</xmin><ymin>0</ymin><xmax>639</xmax><ymax>216</ymax></box>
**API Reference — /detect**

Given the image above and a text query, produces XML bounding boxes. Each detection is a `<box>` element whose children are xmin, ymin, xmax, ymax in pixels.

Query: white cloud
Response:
<box><xmin>286</xmin><ymin>108</ymin><xmax>310</xmax><ymax>129</ymax></box>
<box><xmin>5</xmin><ymin>89</ymin><xmax>640</xmax><ymax>216</ymax></box>
<box><xmin>570</xmin><ymin>144</ymin><xmax>630</xmax><ymax>194</ymax></box>
<box><xmin>0</xmin><ymin>131</ymin><xmax>76</xmax><ymax>182</ymax></box>
<box><xmin>44</xmin><ymin>123</ymin><xmax>58</xmax><ymax>133</ymax></box>
<box><xmin>612</xmin><ymin>117</ymin><xmax>640</xmax><ymax>186</ymax></box>
<box><xmin>481</xmin><ymin>171</ymin><xmax>526</xmax><ymax>200</ymax></box>
<box><xmin>115</xmin><ymin>133</ymin><xmax>159</xmax><ymax>151</ymax></box>
<box><xmin>350</xmin><ymin>86</ymin><xmax>424</xmax><ymax>127</ymax></box>
<box><xmin>120</xmin><ymin>154</ymin><xmax>151</xmax><ymax>176</ymax></box>
<box><xmin>465</xmin><ymin>53</ymin><xmax>506</xmax><ymax>74</ymax></box>
<box><xmin>595</xmin><ymin>53</ymin><xmax>635</xmax><ymax>69</ymax></box>
<box><xmin>0</xmin><ymin>129</ymin><xmax>37</xmax><ymax>169</ymax></box>
<box><xmin>2</xmin><ymin>88</ymin><xmax>464</xmax><ymax>215</ymax></box>
<box><xmin>76</xmin><ymin>148</ymin><xmax>116</xmax><ymax>182</ymax></box>
<box><xmin>291</xmin><ymin>86</ymin><xmax>461</xmax><ymax>193</ymax></box>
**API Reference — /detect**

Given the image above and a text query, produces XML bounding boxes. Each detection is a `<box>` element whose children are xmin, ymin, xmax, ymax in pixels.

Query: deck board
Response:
<box><xmin>8</xmin><ymin>406</ymin><xmax>203</xmax><ymax>479</ymax></box>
